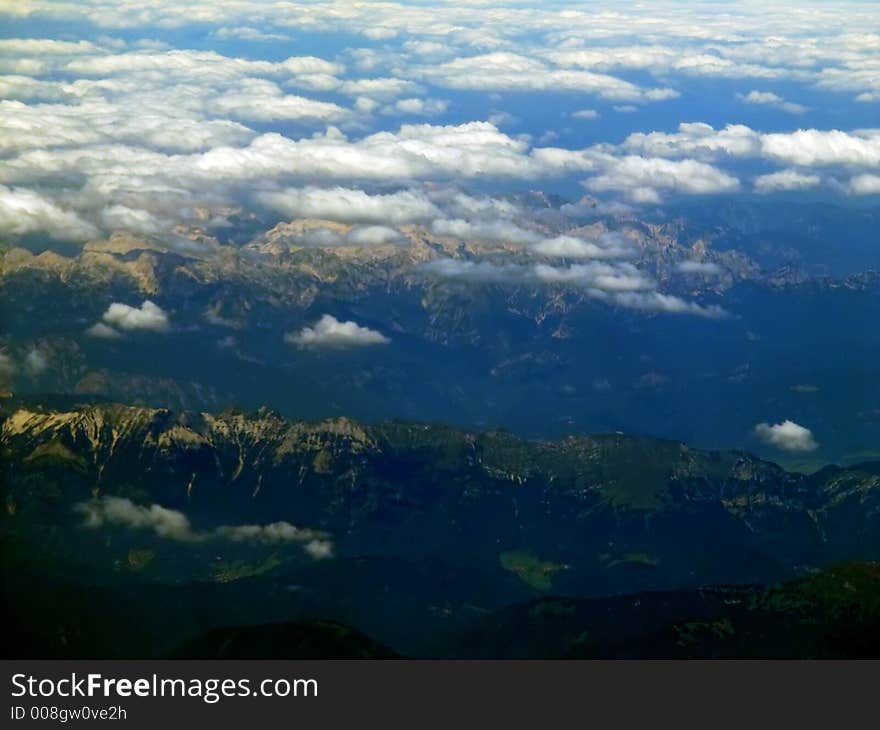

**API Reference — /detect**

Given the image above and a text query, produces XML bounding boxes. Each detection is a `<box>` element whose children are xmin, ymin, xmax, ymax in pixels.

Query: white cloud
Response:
<box><xmin>761</xmin><ymin>129</ymin><xmax>880</xmax><ymax>167</ymax></box>
<box><xmin>282</xmin><ymin>224</ymin><xmax>402</xmax><ymax>248</ymax></box>
<box><xmin>346</xmin><ymin>225</ymin><xmax>402</xmax><ymax>246</ymax></box>
<box><xmin>754</xmin><ymin>169</ymin><xmax>821</xmax><ymax>193</ymax></box>
<box><xmin>0</xmin><ymin>185</ymin><xmax>98</xmax><ymax>241</ymax></box>
<box><xmin>676</xmin><ymin>260</ymin><xmax>724</xmax><ymax>275</ymax></box>
<box><xmin>392</xmin><ymin>97</ymin><xmax>449</xmax><ymax>116</ymax></box>
<box><xmin>529</xmin><ymin>233</ymin><xmax>632</xmax><ymax>259</ymax></box>
<box><xmin>75</xmin><ymin>497</ymin><xmax>332</xmax><ymax>558</ymax></box>
<box><xmin>571</xmin><ymin>109</ymin><xmax>599</xmax><ymax>120</ymax></box>
<box><xmin>303</xmin><ymin>539</ymin><xmax>334</xmax><ymax>559</ymax></box>
<box><xmin>286</xmin><ymin>314</ymin><xmax>390</xmax><ymax>348</ymax></box>
<box><xmin>584</xmin><ymin>155</ymin><xmax>740</xmax><ymax>203</ymax></box>
<box><xmin>737</xmin><ymin>90</ymin><xmax>807</xmax><ymax>114</ymax></box>
<box><xmin>209</xmin><ymin>79</ymin><xmax>349</xmax><ymax>123</ymax></box>
<box><xmin>613</xmin><ymin>291</ymin><xmax>727</xmax><ymax>318</ymax></box>
<box><xmin>755</xmin><ymin>420</ymin><xmax>818</xmax><ymax>452</ymax></box>
<box><xmin>101</xmin><ymin>300</ymin><xmax>170</xmax><ymax>332</ymax></box>
<box><xmin>257</xmin><ymin>186</ymin><xmax>440</xmax><ymax>224</ymax></box>
<box><xmin>214</xmin><ymin>521</ymin><xmax>327</xmax><ymax>546</ymax></box>
<box><xmin>622</xmin><ymin>123</ymin><xmax>880</xmax><ymax>180</ymax></box>
<box><xmin>623</xmin><ymin>123</ymin><xmax>762</xmax><ymax>160</ymax></box>
<box><xmin>423</xmin><ymin>258</ymin><xmax>726</xmax><ymax>317</ymax></box>
<box><xmin>420</xmin><ymin>258</ymin><xmax>525</xmax><ymax>283</ymax></box>
<box><xmin>417</xmin><ymin>52</ymin><xmax>678</xmax><ymax>103</ymax></box>
<box><xmin>848</xmin><ymin>173</ymin><xmax>880</xmax><ymax>195</ymax></box>
<box><xmin>213</xmin><ymin>26</ymin><xmax>290</xmax><ymax>42</ymax></box>
<box><xmin>430</xmin><ymin>218</ymin><xmax>541</xmax><ymax>245</ymax></box>
<box><xmin>76</xmin><ymin>496</ymin><xmax>200</xmax><ymax>541</ymax></box>
<box><xmin>85</xmin><ymin>322</ymin><xmax>122</xmax><ymax>339</ymax></box>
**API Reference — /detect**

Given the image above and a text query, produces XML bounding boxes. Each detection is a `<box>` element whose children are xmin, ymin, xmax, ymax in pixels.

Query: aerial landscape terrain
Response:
<box><xmin>1</xmin><ymin>0</ymin><xmax>879</xmax><ymax>658</ymax></box>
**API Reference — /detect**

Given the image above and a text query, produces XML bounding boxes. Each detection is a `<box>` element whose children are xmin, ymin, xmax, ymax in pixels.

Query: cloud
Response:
<box><xmin>302</xmin><ymin>539</ymin><xmax>334</xmax><ymax>559</ymax></box>
<box><xmin>209</xmin><ymin>79</ymin><xmax>349</xmax><ymax>123</ymax></box>
<box><xmin>283</xmin><ymin>224</ymin><xmax>402</xmax><ymax>248</ymax></box>
<box><xmin>76</xmin><ymin>497</ymin><xmax>199</xmax><ymax>541</ymax></box>
<box><xmin>571</xmin><ymin>109</ymin><xmax>599</xmax><ymax>120</ymax></box>
<box><xmin>430</xmin><ymin>218</ymin><xmax>540</xmax><ymax>245</ymax></box>
<box><xmin>23</xmin><ymin>348</ymin><xmax>49</xmax><ymax>375</ymax></box>
<box><xmin>213</xmin><ymin>26</ymin><xmax>290</xmax><ymax>42</ymax></box>
<box><xmin>761</xmin><ymin>129</ymin><xmax>880</xmax><ymax>167</ymax></box>
<box><xmin>286</xmin><ymin>314</ymin><xmax>390</xmax><ymax>348</ymax></box>
<box><xmin>346</xmin><ymin>225</ymin><xmax>402</xmax><ymax>246</ymax></box>
<box><xmin>0</xmin><ymin>185</ymin><xmax>99</xmax><ymax>241</ymax></box>
<box><xmin>423</xmin><ymin>258</ymin><xmax>726</xmax><ymax>317</ymax></box>
<box><xmin>85</xmin><ymin>322</ymin><xmax>122</xmax><ymax>339</ymax></box>
<box><xmin>754</xmin><ymin>169</ymin><xmax>821</xmax><ymax>193</ymax></box>
<box><xmin>214</xmin><ymin>522</ymin><xmax>326</xmax><ymax>545</ymax></box>
<box><xmin>0</xmin><ymin>352</ymin><xmax>16</xmax><ymax>378</ymax></box>
<box><xmin>848</xmin><ymin>174</ymin><xmax>880</xmax><ymax>195</ymax></box>
<box><xmin>391</xmin><ymin>97</ymin><xmax>449</xmax><ymax>116</ymax></box>
<box><xmin>622</xmin><ymin>123</ymin><xmax>762</xmax><ymax>160</ymax></box>
<box><xmin>417</xmin><ymin>52</ymin><xmax>678</xmax><ymax>103</ymax></box>
<box><xmin>75</xmin><ymin>497</ymin><xmax>332</xmax><ymax>558</ymax></box>
<box><xmin>584</xmin><ymin>155</ymin><xmax>740</xmax><ymax>203</ymax></box>
<box><xmin>676</xmin><ymin>260</ymin><xmax>724</xmax><ymax>275</ymax></box>
<box><xmin>257</xmin><ymin>186</ymin><xmax>440</xmax><ymax>224</ymax></box>
<box><xmin>754</xmin><ymin>420</ymin><xmax>818</xmax><ymax>452</ymax></box>
<box><xmin>529</xmin><ymin>232</ymin><xmax>632</xmax><ymax>259</ymax></box>
<box><xmin>100</xmin><ymin>300</ymin><xmax>170</xmax><ymax>332</ymax></box>
<box><xmin>420</xmin><ymin>258</ymin><xmax>526</xmax><ymax>283</ymax></box>
<box><xmin>1</xmin><ymin>4</ymin><xmax>877</xmax><ymax>244</ymax></box>
<box><xmin>623</xmin><ymin>123</ymin><xmax>880</xmax><ymax>172</ymax></box>
<box><xmin>612</xmin><ymin>291</ymin><xmax>727</xmax><ymax>318</ymax></box>
<box><xmin>737</xmin><ymin>90</ymin><xmax>807</xmax><ymax>114</ymax></box>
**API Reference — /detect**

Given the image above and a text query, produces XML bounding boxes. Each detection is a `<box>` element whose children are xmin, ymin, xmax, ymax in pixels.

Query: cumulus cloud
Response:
<box><xmin>622</xmin><ymin>123</ymin><xmax>880</xmax><ymax>188</ymax></box>
<box><xmin>584</xmin><ymin>155</ymin><xmax>740</xmax><ymax>203</ymax></box>
<box><xmin>85</xmin><ymin>322</ymin><xmax>122</xmax><ymax>339</ymax></box>
<box><xmin>754</xmin><ymin>420</ymin><xmax>818</xmax><ymax>452</ymax></box>
<box><xmin>417</xmin><ymin>52</ymin><xmax>678</xmax><ymax>104</ymax></box>
<box><xmin>209</xmin><ymin>79</ymin><xmax>349</xmax><ymax>123</ymax></box>
<box><xmin>529</xmin><ymin>232</ymin><xmax>632</xmax><ymax>259</ymax></box>
<box><xmin>286</xmin><ymin>314</ymin><xmax>390</xmax><ymax>348</ymax></box>
<box><xmin>100</xmin><ymin>300</ymin><xmax>170</xmax><ymax>332</ymax></box>
<box><xmin>754</xmin><ymin>169</ymin><xmax>821</xmax><ymax>193</ymax></box>
<box><xmin>0</xmin><ymin>185</ymin><xmax>98</xmax><ymax>241</ymax></box>
<box><xmin>257</xmin><ymin>186</ymin><xmax>440</xmax><ymax>224</ymax></box>
<box><xmin>213</xmin><ymin>26</ymin><xmax>290</xmax><ymax>42</ymax></box>
<box><xmin>285</xmin><ymin>224</ymin><xmax>402</xmax><ymax>248</ymax></box>
<box><xmin>737</xmin><ymin>90</ymin><xmax>807</xmax><ymax>114</ymax></box>
<box><xmin>76</xmin><ymin>497</ymin><xmax>199</xmax><ymax>541</ymax></box>
<box><xmin>848</xmin><ymin>174</ymin><xmax>880</xmax><ymax>195</ymax></box>
<box><xmin>346</xmin><ymin>225</ymin><xmax>402</xmax><ymax>245</ymax></box>
<box><xmin>761</xmin><ymin>129</ymin><xmax>880</xmax><ymax>167</ymax></box>
<box><xmin>391</xmin><ymin>97</ymin><xmax>449</xmax><ymax>116</ymax></box>
<box><xmin>75</xmin><ymin>497</ymin><xmax>333</xmax><ymax>558</ymax></box>
<box><xmin>0</xmin><ymin>3</ymin><xmax>877</xmax><ymax>244</ymax></box>
<box><xmin>430</xmin><ymin>218</ymin><xmax>541</xmax><ymax>245</ymax></box>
